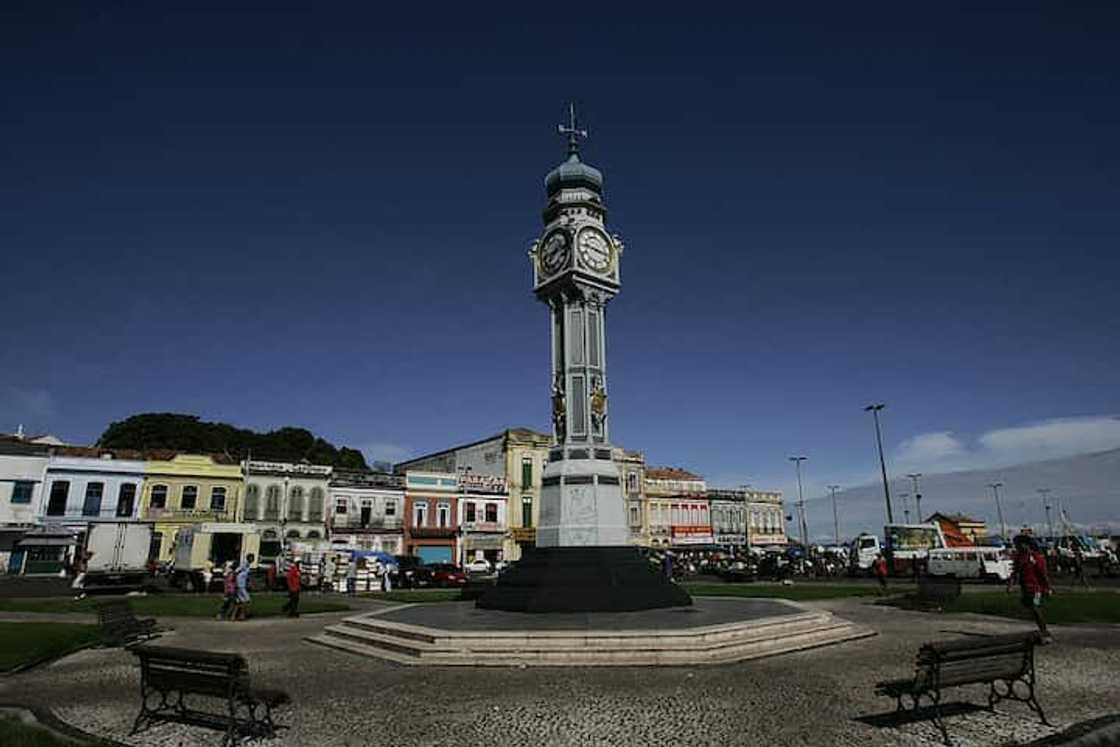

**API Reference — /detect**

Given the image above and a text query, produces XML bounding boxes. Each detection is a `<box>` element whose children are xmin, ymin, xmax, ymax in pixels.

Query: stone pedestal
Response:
<box><xmin>536</xmin><ymin>455</ymin><xmax>628</xmax><ymax>547</ymax></box>
<box><xmin>476</xmin><ymin>546</ymin><xmax>692</xmax><ymax>613</ymax></box>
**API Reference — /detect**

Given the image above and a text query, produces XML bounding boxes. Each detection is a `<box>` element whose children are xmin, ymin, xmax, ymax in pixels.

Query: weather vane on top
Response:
<box><xmin>558</xmin><ymin>102</ymin><xmax>588</xmax><ymax>155</ymax></box>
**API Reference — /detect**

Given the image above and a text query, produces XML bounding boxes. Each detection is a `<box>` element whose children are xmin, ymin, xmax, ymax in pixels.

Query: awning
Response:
<box><xmin>16</xmin><ymin>537</ymin><xmax>77</xmax><ymax>547</ymax></box>
<box><xmin>464</xmin><ymin>536</ymin><xmax>504</xmax><ymax>551</ymax></box>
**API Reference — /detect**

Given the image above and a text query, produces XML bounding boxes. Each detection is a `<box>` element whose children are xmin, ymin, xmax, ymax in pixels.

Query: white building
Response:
<box><xmin>328</xmin><ymin>470</ymin><xmax>405</xmax><ymax>555</ymax></box>
<box><xmin>40</xmin><ymin>447</ymin><xmax>146</xmax><ymax>533</ymax></box>
<box><xmin>0</xmin><ymin>438</ymin><xmax>51</xmax><ymax>572</ymax></box>
<box><xmin>457</xmin><ymin>472</ymin><xmax>509</xmax><ymax>566</ymax></box>
<box><xmin>242</xmin><ymin>460</ymin><xmax>331</xmax><ymax>560</ymax></box>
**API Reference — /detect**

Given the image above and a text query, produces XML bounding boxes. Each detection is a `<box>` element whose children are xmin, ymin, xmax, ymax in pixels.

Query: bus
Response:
<box><xmin>883</xmin><ymin>523</ymin><xmax>946</xmax><ymax>576</ymax></box>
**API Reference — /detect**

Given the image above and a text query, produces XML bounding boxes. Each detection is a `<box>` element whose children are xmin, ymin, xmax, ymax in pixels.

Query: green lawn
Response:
<box><xmin>0</xmin><ymin>593</ymin><xmax>350</xmax><ymax>618</ymax></box>
<box><xmin>891</xmin><ymin>590</ymin><xmax>1120</xmax><ymax>625</ymax></box>
<box><xmin>0</xmin><ymin>622</ymin><xmax>103</xmax><ymax>673</ymax></box>
<box><xmin>685</xmin><ymin>582</ymin><xmax>884</xmax><ymax>601</ymax></box>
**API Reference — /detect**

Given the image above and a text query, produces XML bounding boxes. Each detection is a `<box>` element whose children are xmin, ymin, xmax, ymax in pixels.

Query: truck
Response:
<box><xmin>883</xmin><ymin>523</ymin><xmax>947</xmax><ymax>576</ymax></box>
<box><xmin>172</xmin><ymin>523</ymin><xmax>260</xmax><ymax>592</ymax></box>
<box><xmin>83</xmin><ymin>522</ymin><xmax>154</xmax><ymax>588</ymax></box>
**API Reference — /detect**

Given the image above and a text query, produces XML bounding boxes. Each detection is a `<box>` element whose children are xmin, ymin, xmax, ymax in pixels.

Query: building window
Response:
<box><xmin>335</xmin><ymin>498</ymin><xmax>348</xmax><ymax>515</ymax></box>
<box><xmin>629</xmin><ymin>505</ymin><xmax>640</xmax><ymax>526</ymax></box>
<box><xmin>264</xmin><ymin>485</ymin><xmax>281</xmax><ymax>520</ymax></box>
<box><xmin>521</xmin><ymin>457</ymin><xmax>533</xmax><ymax>488</ymax></box>
<box><xmin>414</xmin><ymin>501</ymin><xmax>428</xmax><ymax>527</ymax></box>
<box><xmin>308</xmin><ymin>487</ymin><xmax>324</xmax><ymax>522</ymax></box>
<box><xmin>485</xmin><ymin>502</ymin><xmax>498</xmax><ymax>523</ymax></box>
<box><xmin>47</xmin><ymin>481</ymin><xmax>69</xmax><ymax>516</ymax></box>
<box><xmin>288</xmin><ymin>486</ymin><xmax>304</xmax><ymax>520</ymax></box>
<box><xmin>82</xmin><ymin>482</ymin><xmax>104</xmax><ymax>517</ymax></box>
<box><xmin>11</xmin><ymin>481</ymin><xmax>33</xmax><ymax>504</ymax></box>
<box><xmin>627</xmin><ymin>472</ymin><xmax>638</xmax><ymax>494</ymax></box>
<box><xmin>522</xmin><ymin>496</ymin><xmax>533</xmax><ymax>528</ymax></box>
<box><xmin>244</xmin><ymin>484</ymin><xmax>260</xmax><ymax>520</ymax></box>
<box><xmin>437</xmin><ymin>503</ymin><xmax>450</xmax><ymax>528</ymax></box>
<box><xmin>210</xmin><ymin>487</ymin><xmax>227</xmax><ymax>513</ymax></box>
<box><xmin>180</xmin><ymin>485</ymin><xmax>198</xmax><ymax>510</ymax></box>
<box><xmin>286</xmin><ymin>529</ymin><xmax>301</xmax><ymax>539</ymax></box>
<box><xmin>384</xmin><ymin>500</ymin><xmax>396</xmax><ymax>517</ymax></box>
<box><xmin>149</xmin><ymin>484</ymin><xmax>168</xmax><ymax>510</ymax></box>
<box><xmin>116</xmin><ymin>483</ymin><xmax>136</xmax><ymax>517</ymax></box>
<box><xmin>307</xmin><ymin>530</ymin><xmax>321</xmax><ymax>539</ymax></box>
<box><xmin>465</xmin><ymin>502</ymin><xmax>476</xmax><ymax>523</ymax></box>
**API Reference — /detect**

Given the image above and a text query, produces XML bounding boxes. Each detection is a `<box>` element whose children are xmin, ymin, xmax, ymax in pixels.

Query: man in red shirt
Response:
<box><xmin>281</xmin><ymin>559</ymin><xmax>302</xmax><ymax>618</ymax></box>
<box><xmin>1009</xmin><ymin>534</ymin><xmax>1053</xmax><ymax>643</ymax></box>
<box><xmin>872</xmin><ymin>553</ymin><xmax>889</xmax><ymax>594</ymax></box>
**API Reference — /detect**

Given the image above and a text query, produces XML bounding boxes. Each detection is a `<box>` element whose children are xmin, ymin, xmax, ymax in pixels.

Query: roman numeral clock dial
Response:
<box><xmin>577</xmin><ymin>227</ymin><xmax>613</xmax><ymax>273</ymax></box>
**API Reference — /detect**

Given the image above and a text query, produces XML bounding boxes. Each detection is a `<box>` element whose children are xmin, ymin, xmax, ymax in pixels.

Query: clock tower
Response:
<box><xmin>477</xmin><ymin>107</ymin><xmax>691</xmax><ymax>612</ymax></box>
<box><xmin>529</xmin><ymin>105</ymin><xmax>627</xmax><ymax>547</ymax></box>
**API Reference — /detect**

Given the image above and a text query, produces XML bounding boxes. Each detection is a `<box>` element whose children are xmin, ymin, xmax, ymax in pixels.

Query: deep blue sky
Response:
<box><xmin>3</xmin><ymin>3</ymin><xmax>1118</xmax><ymax>503</ymax></box>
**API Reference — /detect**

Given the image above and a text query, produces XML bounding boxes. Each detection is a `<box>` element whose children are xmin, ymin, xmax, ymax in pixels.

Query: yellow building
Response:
<box><xmin>139</xmin><ymin>453</ymin><xmax>244</xmax><ymax>561</ymax></box>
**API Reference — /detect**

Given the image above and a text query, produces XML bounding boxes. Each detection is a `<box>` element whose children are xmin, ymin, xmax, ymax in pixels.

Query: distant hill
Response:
<box><xmin>97</xmin><ymin>413</ymin><xmax>368</xmax><ymax>470</ymax></box>
<box><xmin>803</xmin><ymin>448</ymin><xmax>1120</xmax><ymax>541</ymax></box>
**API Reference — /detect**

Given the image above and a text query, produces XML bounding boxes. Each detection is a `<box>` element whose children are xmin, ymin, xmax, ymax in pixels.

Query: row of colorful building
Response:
<box><xmin>0</xmin><ymin>428</ymin><xmax>787</xmax><ymax>573</ymax></box>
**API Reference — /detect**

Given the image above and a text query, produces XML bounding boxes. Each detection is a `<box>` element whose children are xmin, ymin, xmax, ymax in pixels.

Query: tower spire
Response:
<box><xmin>557</xmin><ymin>102</ymin><xmax>588</xmax><ymax>156</ymax></box>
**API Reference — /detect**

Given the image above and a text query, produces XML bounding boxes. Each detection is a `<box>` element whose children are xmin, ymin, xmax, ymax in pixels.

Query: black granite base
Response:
<box><xmin>476</xmin><ymin>546</ymin><xmax>693</xmax><ymax>613</ymax></box>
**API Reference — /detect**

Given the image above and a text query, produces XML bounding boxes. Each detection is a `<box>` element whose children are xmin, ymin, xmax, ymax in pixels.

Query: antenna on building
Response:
<box><xmin>16</xmin><ymin>424</ymin><xmax>24</xmax><ymax>439</ymax></box>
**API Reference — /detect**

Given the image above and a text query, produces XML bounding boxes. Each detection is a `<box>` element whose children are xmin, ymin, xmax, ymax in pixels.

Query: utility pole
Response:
<box><xmin>898</xmin><ymin>492</ymin><xmax>911</xmax><ymax>523</ymax></box>
<box><xmin>789</xmin><ymin>456</ymin><xmax>809</xmax><ymax>548</ymax></box>
<box><xmin>827</xmin><ymin>485</ymin><xmax>841</xmax><ymax>547</ymax></box>
<box><xmin>864</xmin><ymin>403</ymin><xmax>893</xmax><ymax>523</ymax></box>
<box><xmin>906</xmin><ymin>473</ymin><xmax>923</xmax><ymax>522</ymax></box>
<box><xmin>1038</xmin><ymin>488</ymin><xmax>1053</xmax><ymax>540</ymax></box>
<box><xmin>987</xmin><ymin>482</ymin><xmax>1007</xmax><ymax>540</ymax></box>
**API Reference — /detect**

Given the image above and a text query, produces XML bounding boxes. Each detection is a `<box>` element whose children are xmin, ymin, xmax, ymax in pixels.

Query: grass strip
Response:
<box><xmin>0</xmin><ymin>622</ymin><xmax>102</xmax><ymax>673</ymax></box>
<box><xmin>685</xmin><ymin>582</ymin><xmax>884</xmax><ymax>601</ymax></box>
<box><xmin>0</xmin><ymin>593</ymin><xmax>350</xmax><ymax>619</ymax></box>
<box><xmin>887</xmin><ymin>590</ymin><xmax>1120</xmax><ymax>625</ymax></box>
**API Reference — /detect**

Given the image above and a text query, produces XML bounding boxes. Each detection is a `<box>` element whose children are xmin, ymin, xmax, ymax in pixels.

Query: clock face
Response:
<box><xmin>539</xmin><ymin>231</ymin><xmax>570</xmax><ymax>275</ymax></box>
<box><xmin>577</xmin><ymin>228</ymin><xmax>613</xmax><ymax>273</ymax></box>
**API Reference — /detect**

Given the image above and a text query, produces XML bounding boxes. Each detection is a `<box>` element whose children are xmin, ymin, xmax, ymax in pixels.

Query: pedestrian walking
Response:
<box><xmin>281</xmin><ymin>558</ymin><xmax>302</xmax><ymax>618</ymax></box>
<box><xmin>322</xmin><ymin>556</ymin><xmax>336</xmax><ymax>593</ymax></box>
<box><xmin>233</xmin><ymin>554</ymin><xmax>254</xmax><ymax>621</ymax></box>
<box><xmin>346</xmin><ymin>559</ymin><xmax>357</xmax><ymax>595</ymax></box>
<box><xmin>1009</xmin><ymin>535</ymin><xmax>1053</xmax><ymax>643</ymax></box>
<box><xmin>1070</xmin><ymin>544</ymin><xmax>1092</xmax><ymax>590</ymax></box>
<box><xmin>381</xmin><ymin>561</ymin><xmax>393</xmax><ymax>592</ymax></box>
<box><xmin>872</xmin><ymin>553</ymin><xmax>889</xmax><ymax>594</ymax></box>
<box><xmin>217</xmin><ymin>562</ymin><xmax>236</xmax><ymax>620</ymax></box>
<box><xmin>662</xmin><ymin>552</ymin><xmax>674</xmax><ymax>581</ymax></box>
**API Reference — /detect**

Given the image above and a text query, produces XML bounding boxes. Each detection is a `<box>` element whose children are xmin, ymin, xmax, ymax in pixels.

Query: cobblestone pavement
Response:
<box><xmin>2</xmin><ymin>597</ymin><xmax>1117</xmax><ymax>746</ymax></box>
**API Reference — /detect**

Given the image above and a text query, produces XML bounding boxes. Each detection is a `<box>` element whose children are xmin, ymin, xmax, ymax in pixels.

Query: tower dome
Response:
<box><xmin>544</xmin><ymin>151</ymin><xmax>603</xmax><ymax>197</ymax></box>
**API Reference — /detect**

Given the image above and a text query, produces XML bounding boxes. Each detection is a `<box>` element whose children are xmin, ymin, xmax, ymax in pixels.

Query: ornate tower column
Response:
<box><xmin>476</xmin><ymin>107</ymin><xmax>690</xmax><ymax>612</ymax></box>
<box><xmin>529</xmin><ymin>106</ymin><xmax>627</xmax><ymax>547</ymax></box>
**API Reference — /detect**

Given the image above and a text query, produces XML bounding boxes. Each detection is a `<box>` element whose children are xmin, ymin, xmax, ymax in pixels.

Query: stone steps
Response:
<box><xmin>305</xmin><ymin>608</ymin><xmax>875</xmax><ymax>666</ymax></box>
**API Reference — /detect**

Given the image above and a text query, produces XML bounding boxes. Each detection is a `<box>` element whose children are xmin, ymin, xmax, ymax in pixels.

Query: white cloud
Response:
<box><xmin>359</xmin><ymin>441</ymin><xmax>413</xmax><ymax>465</ymax></box>
<box><xmin>889</xmin><ymin>415</ymin><xmax>1120</xmax><ymax>476</ymax></box>
<box><xmin>979</xmin><ymin>416</ymin><xmax>1120</xmax><ymax>463</ymax></box>
<box><xmin>894</xmin><ymin>431</ymin><xmax>967</xmax><ymax>467</ymax></box>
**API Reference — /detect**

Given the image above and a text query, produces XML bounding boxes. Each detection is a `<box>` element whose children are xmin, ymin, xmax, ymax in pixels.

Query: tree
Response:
<box><xmin>97</xmin><ymin>413</ymin><xmax>369</xmax><ymax>469</ymax></box>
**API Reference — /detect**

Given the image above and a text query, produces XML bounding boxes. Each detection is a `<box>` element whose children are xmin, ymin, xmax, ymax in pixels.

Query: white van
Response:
<box><xmin>927</xmin><ymin>547</ymin><xmax>1011</xmax><ymax>582</ymax></box>
<box><xmin>849</xmin><ymin>533</ymin><xmax>880</xmax><ymax>574</ymax></box>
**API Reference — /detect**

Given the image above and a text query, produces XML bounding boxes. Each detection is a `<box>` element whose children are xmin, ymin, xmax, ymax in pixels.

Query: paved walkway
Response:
<box><xmin>2</xmin><ymin>598</ymin><xmax>1118</xmax><ymax>746</ymax></box>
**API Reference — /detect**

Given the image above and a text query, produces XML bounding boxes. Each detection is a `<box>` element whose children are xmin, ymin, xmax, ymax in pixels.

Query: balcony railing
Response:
<box><xmin>408</xmin><ymin>526</ymin><xmax>457</xmax><ymax>539</ymax></box>
<box><xmin>460</xmin><ymin>521</ymin><xmax>504</xmax><ymax>533</ymax></box>
<box><xmin>332</xmin><ymin>516</ymin><xmax>403</xmax><ymax>530</ymax></box>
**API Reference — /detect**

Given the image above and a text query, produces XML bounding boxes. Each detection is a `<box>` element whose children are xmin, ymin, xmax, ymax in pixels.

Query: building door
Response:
<box><xmin>47</xmin><ymin>481</ymin><xmax>69</xmax><ymax>516</ymax></box>
<box><xmin>360</xmin><ymin>504</ymin><xmax>372</xmax><ymax>527</ymax></box>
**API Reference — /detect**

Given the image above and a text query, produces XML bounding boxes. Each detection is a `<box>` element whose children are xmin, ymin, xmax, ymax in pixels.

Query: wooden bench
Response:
<box><xmin>96</xmin><ymin>599</ymin><xmax>158</xmax><ymax>646</ymax></box>
<box><xmin>131</xmin><ymin>645</ymin><xmax>289</xmax><ymax>746</ymax></box>
<box><xmin>876</xmin><ymin>632</ymin><xmax>1048</xmax><ymax>745</ymax></box>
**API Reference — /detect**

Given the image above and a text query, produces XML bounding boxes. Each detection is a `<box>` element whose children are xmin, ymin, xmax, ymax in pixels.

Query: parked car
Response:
<box><xmin>392</xmin><ymin>555</ymin><xmax>434</xmax><ymax>589</ymax></box>
<box><xmin>465</xmin><ymin>558</ymin><xmax>493</xmax><ymax>574</ymax></box>
<box><xmin>428</xmin><ymin>563</ymin><xmax>468</xmax><ymax>588</ymax></box>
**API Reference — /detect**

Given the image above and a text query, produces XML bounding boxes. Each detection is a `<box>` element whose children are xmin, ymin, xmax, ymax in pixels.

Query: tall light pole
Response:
<box><xmin>827</xmin><ymin>485</ymin><xmax>841</xmax><ymax>547</ymax></box>
<box><xmin>898</xmin><ymin>492</ymin><xmax>911</xmax><ymax>523</ymax></box>
<box><xmin>789</xmin><ymin>456</ymin><xmax>808</xmax><ymax>548</ymax></box>
<box><xmin>1038</xmin><ymin>488</ymin><xmax>1053</xmax><ymax>539</ymax></box>
<box><xmin>906</xmin><ymin>473</ymin><xmax>923</xmax><ymax>522</ymax></box>
<box><xmin>864</xmin><ymin>403</ymin><xmax>893</xmax><ymax>523</ymax></box>
<box><xmin>988</xmin><ymin>482</ymin><xmax>1007</xmax><ymax>540</ymax></box>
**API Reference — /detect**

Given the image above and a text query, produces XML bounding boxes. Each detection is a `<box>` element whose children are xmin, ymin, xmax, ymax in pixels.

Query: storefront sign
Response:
<box><xmin>248</xmin><ymin>461</ymin><xmax>332</xmax><ymax>476</ymax></box>
<box><xmin>671</xmin><ymin>526</ymin><xmax>714</xmax><ymax>545</ymax></box>
<box><xmin>510</xmin><ymin>527</ymin><xmax>536</xmax><ymax>543</ymax></box>
<box><xmin>459</xmin><ymin>473</ymin><xmax>507</xmax><ymax>494</ymax></box>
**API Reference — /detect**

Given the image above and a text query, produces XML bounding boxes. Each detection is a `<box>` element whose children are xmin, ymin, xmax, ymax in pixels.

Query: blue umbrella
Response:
<box><xmin>350</xmin><ymin>550</ymin><xmax>399</xmax><ymax>566</ymax></box>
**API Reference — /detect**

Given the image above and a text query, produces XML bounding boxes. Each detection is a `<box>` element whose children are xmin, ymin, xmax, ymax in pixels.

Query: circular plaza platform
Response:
<box><xmin>306</xmin><ymin>596</ymin><xmax>875</xmax><ymax>666</ymax></box>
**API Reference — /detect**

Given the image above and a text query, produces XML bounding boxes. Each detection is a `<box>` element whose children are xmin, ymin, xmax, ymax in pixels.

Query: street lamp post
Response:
<box><xmin>864</xmin><ymin>403</ymin><xmax>893</xmax><ymax>523</ymax></box>
<box><xmin>906</xmin><ymin>473</ymin><xmax>923</xmax><ymax>522</ymax></box>
<box><xmin>988</xmin><ymin>482</ymin><xmax>1007</xmax><ymax>540</ymax></box>
<box><xmin>789</xmin><ymin>456</ymin><xmax>808</xmax><ymax>549</ymax></box>
<box><xmin>827</xmin><ymin>485</ymin><xmax>841</xmax><ymax>547</ymax></box>
<box><xmin>898</xmin><ymin>492</ymin><xmax>911</xmax><ymax>523</ymax></box>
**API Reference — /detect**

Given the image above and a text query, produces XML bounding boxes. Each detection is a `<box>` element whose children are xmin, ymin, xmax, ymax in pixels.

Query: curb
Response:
<box><xmin>1026</xmin><ymin>714</ymin><xmax>1120</xmax><ymax>747</ymax></box>
<box><xmin>0</xmin><ymin>703</ymin><xmax>129</xmax><ymax>746</ymax></box>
